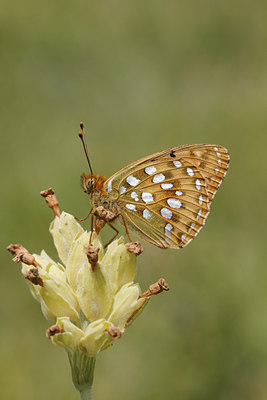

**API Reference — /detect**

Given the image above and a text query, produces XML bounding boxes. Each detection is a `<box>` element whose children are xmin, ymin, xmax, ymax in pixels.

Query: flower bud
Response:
<box><xmin>50</xmin><ymin>212</ymin><xmax>84</xmax><ymax>265</ymax></box>
<box><xmin>51</xmin><ymin>317</ymin><xmax>84</xmax><ymax>351</ymax></box>
<box><xmin>76</xmin><ymin>260</ymin><xmax>112</xmax><ymax>322</ymax></box>
<box><xmin>40</xmin><ymin>274</ymin><xmax>80</xmax><ymax>323</ymax></box>
<box><xmin>80</xmin><ymin>319</ymin><xmax>112</xmax><ymax>356</ymax></box>
<box><xmin>101</xmin><ymin>237</ymin><xmax>136</xmax><ymax>294</ymax></box>
<box><xmin>22</xmin><ymin>258</ymin><xmax>80</xmax><ymax>323</ymax></box>
<box><xmin>66</xmin><ymin>231</ymin><xmax>104</xmax><ymax>292</ymax></box>
<box><xmin>109</xmin><ymin>283</ymin><xmax>149</xmax><ymax>330</ymax></box>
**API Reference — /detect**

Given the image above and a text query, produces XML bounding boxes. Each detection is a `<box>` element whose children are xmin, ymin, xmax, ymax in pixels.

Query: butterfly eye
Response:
<box><xmin>81</xmin><ymin>174</ymin><xmax>95</xmax><ymax>194</ymax></box>
<box><xmin>86</xmin><ymin>178</ymin><xmax>95</xmax><ymax>194</ymax></box>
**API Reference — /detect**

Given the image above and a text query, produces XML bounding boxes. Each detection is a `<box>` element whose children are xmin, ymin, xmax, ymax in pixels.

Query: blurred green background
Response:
<box><xmin>1</xmin><ymin>1</ymin><xmax>267</xmax><ymax>399</ymax></box>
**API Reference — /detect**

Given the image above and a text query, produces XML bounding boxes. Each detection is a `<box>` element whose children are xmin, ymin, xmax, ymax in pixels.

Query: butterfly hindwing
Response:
<box><xmin>104</xmin><ymin>144</ymin><xmax>229</xmax><ymax>249</ymax></box>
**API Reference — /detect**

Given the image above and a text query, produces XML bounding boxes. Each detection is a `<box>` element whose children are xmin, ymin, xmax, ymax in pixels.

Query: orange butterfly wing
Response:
<box><xmin>104</xmin><ymin>145</ymin><xmax>229</xmax><ymax>249</ymax></box>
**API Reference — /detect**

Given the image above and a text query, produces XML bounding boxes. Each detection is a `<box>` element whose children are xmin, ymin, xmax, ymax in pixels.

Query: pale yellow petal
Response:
<box><xmin>66</xmin><ymin>231</ymin><xmax>91</xmax><ymax>292</ymax></box>
<box><xmin>80</xmin><ymin>319</ymin><xmax>112</xmax><ymax>356</ymax></box>
<box><xmin>108</xmin><ymin>283</ymin><xmax>148</xmax><ymax>330</ymax></box>
<box><xmin>38</xmin><ymin>269</ymin><xmax>80</xmax><ymax>323</ymax></box>
<box><xmin>77</xmin><ymin>262</ymin><xmax>112</xmax><ymax>322</ymax></box>
<box><xmin>50</xmin><ymin>212</ymin><xmax>84</xmax><ymax>265</ymax></box>
<box><xmin>51</xmin><ymin>317</ymin><xmax>84</xmax><ymax>350</ymax></box>
<box><xmin>101</xmin><ymin>237</ymin><xmax>136</xmax><ymax>294</ymax></box>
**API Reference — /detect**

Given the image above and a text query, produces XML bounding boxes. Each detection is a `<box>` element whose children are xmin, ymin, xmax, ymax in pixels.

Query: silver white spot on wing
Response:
<box><xmin>187</xmin><ymin>167</ymin><xmax>194</xmax><ymax>176</ymax></box>
<box><xmin>188</xmin><ymin>222</ymin><xmax>195</xmax><ymax>233</ymax></box>
<box><xmin>181</xmin><ymin>234</ymin><xmax>186</xmax><ymax>242</ymax></box>
<box><xmin>165</xmin><ymin>223</ymin><xmax>173</xmax><ymax>238</ymax></box>
<box><xmin>145</xmin><ymin>166</ymin><xmax>157</xmax><ymax>175</ymax></box>
<box><xmin>126</xmin><ymin>204</ymin><xmax>137</xmax><ymax>211</ymax></box>
<box><xmin>199</xmin><ymin>195</ymin><xmax>203</xmax><ymax>205</ymax></box>
<box><xmin>126</xmin><ymin>175</ymin><xmax>140</xmax><ymax>187</ymax></box>
<box><xmin>195</xmin><ymin>151</ymin><xmax>201</xmax><ymax>157</ymax></box>
<box><xmin>107</xmin><ymin>179</ymin><xmax>113</xmax><ymax>192</ymax></box>
<box><xmin>142</xmin><ymin>192</ymin><xmax>154</xmax><ymax>204</ymax></box>
<box><xmin>196</xmin><ymin>179</ymin><xmax>201</xmax><ymax>190</ymax></box>
<box><xmin>218</xmin><ymin>159</ymin><xmax>222</xmax><ymax>165</ymax></box>
<box><xmin>160</xmin><ymin>208</ymin><xmax>173</xmax><ymax>219</ymax></box>
<box><xmin>215</xmin><ymin>147</ymin><xmax>218</xmax><ymax>151</ymax></box>
<box><xmin>217</xmin><ymin>152</ymin><xmax>221</xmax><ymax>157</ymax></box>
<box><xmin>143</xmin><ymin>208</ymin><xmax>152</xmax><ymax>220</ymax></box>
<box><xmin>197</xmin><ymin>210</ymin><xmax>202</xmax><ymax>219</ymax></box>
<box><xmin>173</xmin><ymin>160</ymin><xmax>182</xmax><ymax>168</ymax></box>
<box><xmin>175</xmin><ymin>190</ymin><xmax>183</xmax><ymax>196</ymax></box>
<box><xmin>153</xmin><ymin>173</ymin><xmax>165</xmax><ymax>183</ymax></box>
<box><xmin>120</xmin><ymin>186</ymin><xmax>126</xmax><ymax>194</ymax></box>
<box><xmin>131</xmin><ymin>191</ymin><xmax>139</xmax><ymax>201</ymax></box>
<box><xmin>215</xmin><ymin>168</ymin><xmax>219</xmax><ymax>173</ymax></box>
<box><xmin>167</xmin><ymin>198</ymin><xmax>182</xmax><ymax>209</ymax></box>
<box><xmin>161</xmin><ymin>183</ymin><xmax>173</xmax><ymax>189</ymax></box>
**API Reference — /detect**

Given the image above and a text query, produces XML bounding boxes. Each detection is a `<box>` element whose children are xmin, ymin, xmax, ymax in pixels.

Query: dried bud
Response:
<box><xmin>94</xmin><ymin>206</ymin><xmax>115</xmax><ymax>221</ymax></box>
<box><xmin>46</xmin><ymin>324</ymin><xmax>64</xmax><ymax>339</ymax></box>
<box><xmin>94</xmin><ymin>207</ymin><xmax>116</xmax><ymax>235</ymax></box>
<box><xmin>84</xmin><ymin>244</ymin><xmax>100</xmax><ymax>270</ymax></box>
<box><xmin>157</xmin><ymin>278</ymin><xmax>170</xmax><ymax>292</ymax></box>
<box><xmin>7</xmin><ymin>244</ymin><xmax>39</xmax><ymax>267</ymax></box>
<box><xmin>13</xmin><ymin>251</ymin><xmax>35</xmax><ymax>265</ymax></box>
<box><xmin>40</xmin><ymin>188</ymin><xmax>60</xmax><ymax>217</ymax></box>
<box><xmin>126</xmin><ymin>241</ymin><xmax>144</xmax><ymax>256</ymax></box>
<box><xmin>24</xmin><ymin>268</ymin><xmax>44</xmax><ymax>287</ymax></box>
<box><xmin>106</xmin><ymin>325</ymin><xmax>121</xmax><ymax>339</ymax></box>
<box><xmin>95</xmin><ymin>217</ymin><xmax>106</xmax><ymax>235</ymax></box>
<box><xmin>139</xmin><ymin>278</ymin><xmax>170</xmax><ymax>298</ymax></box>
<box><xmin>7</xmin><ymin>243</ymin><xmax>24</xmax><ymax>254</ymax></box>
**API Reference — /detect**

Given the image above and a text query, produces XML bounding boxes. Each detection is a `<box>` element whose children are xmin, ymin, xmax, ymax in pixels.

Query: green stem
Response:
<box><xmin>67</xmin><ymin>349</ymin><xmax>96</xmax><ymax>400</ymax></box>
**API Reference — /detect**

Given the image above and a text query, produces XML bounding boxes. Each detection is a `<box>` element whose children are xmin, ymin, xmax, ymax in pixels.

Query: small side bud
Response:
<box><xmin>24</xmin><ymin>268</ymin><xmax>44</xmax><ymax>287</ymax></box>
<box><xmin>46</xmin><ymin>324</ymin><xmax>64</xmax><ymax>339</ymax></box>
<box><xmin>139</xmin><ymin>278</ymin><xmax>170</xmax><ymax>298</ymax></box>
<box><xmin>126</xmin><ymin>241</ymin><xmax>144</xmax><ymax>256</ymax></box>
<box><xmin>84</xmin><ymin>244</ymin><xmax>100</xmax><ymax>271</ymax></box>
<box><xmin>106</xmin><ymin>325</ymin><xmax>121</xmax><ymax>339</ymax></box>
<box><xmin>40</xmin><ymin>188</ymin><xmax>60</xmax><ymax>217</ymax></box>
<box><xmin>7</xmin><ymin>244</ymin><xmax>39</xmax><ymax>267</ymax></box>
<box><xmin>95</xmin><ymin>217</ymin><xmax>106</xmax><ymax>235</ymax></box>
<box><xmin>94</xmin><ymin>207</ymin><xmax>116</xmax><ymax>234</ymax></box>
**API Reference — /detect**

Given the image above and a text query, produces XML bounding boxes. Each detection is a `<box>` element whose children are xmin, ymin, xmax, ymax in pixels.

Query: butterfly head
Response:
<box><xmin>81</xmin><ymin>173</ymin><xmax>106</xmax><ymax>195</ymax></box>
<box><xmin>81</xmin><ymin>173</ymin><xmax>95</xmax><ymax>194</ymax></box>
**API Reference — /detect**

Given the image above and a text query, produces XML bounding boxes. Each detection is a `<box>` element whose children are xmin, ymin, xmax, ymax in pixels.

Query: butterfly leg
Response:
<box><xmin>113</xmin><ymin>212</ymin><xmax>133</xmax><ymax>243</ymax></box>
<box><xmin>103</xmin><ymin>224</ymin><xmax>119</xmax><ymax>249</ymax></box>
<box><xmin>89</xmin><ymin>212</ymin><xmax>95</xmax><ymax>244</ymax></box>
<box><xmin>75</xmin><ymin>209</ymin><xmax>93</xmax><ymax>222</ymax></box>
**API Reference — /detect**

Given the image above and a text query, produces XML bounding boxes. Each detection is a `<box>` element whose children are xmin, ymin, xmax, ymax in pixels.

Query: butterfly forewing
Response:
<box><xmin>104</xmin><ymin>144</ymin><xmax>229</xmax><ymax>249</ymax></box>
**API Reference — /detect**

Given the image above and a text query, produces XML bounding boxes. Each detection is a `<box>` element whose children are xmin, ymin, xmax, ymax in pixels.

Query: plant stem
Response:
<box><xmin>79</xmin><ymin>387</ymin><xmax>93</xmax><ymax>400</ymax></box>
<box><xmin>67</xmin><ymin>349</ymin><xmax>96</xmax><ymax>400</ymax></box>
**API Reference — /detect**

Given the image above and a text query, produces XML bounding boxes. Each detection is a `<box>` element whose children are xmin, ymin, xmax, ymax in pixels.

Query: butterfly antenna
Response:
<box><xmin>78</xmin><ymin>122</ymin><xmax>93</xmax><ymax>175</ymax></box>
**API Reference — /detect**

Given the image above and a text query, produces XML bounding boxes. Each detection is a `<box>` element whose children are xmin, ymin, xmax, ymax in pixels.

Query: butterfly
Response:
<box><xmin>79</xmin><ymin>123</ymin><xmax>229</xmax><ymax>249</ymax></box>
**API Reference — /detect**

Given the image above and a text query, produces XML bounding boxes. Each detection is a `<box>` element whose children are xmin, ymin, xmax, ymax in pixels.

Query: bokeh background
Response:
<box><xmin>1</xmin><ymin>1</ymin><xmax>267</xmax><ymax>399</ymax></box>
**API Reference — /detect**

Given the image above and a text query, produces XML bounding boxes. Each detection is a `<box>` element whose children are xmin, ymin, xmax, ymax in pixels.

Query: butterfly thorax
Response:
<box><xmin>81</xmin><ymin>172</ymin><xmax>120</xmax><ymax>214</ymax></box>
<box><xmin>91</xmin><ymin>189</ymin><xmax>120</xmax><ymax>214</ymax></box>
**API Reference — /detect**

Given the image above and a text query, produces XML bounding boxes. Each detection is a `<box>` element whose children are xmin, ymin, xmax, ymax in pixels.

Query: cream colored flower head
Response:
<box><xmin>21</xmin><ymin>212</ymin><xmax>149</xmax><ymax>357</ymax></box>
